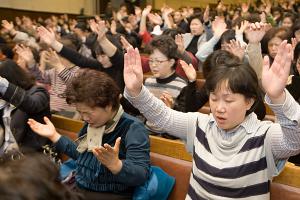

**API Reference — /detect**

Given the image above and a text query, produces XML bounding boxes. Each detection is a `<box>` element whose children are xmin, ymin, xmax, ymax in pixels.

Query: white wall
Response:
<box><xmin>0</xmin><ymin>0</ymin><xmax>96</xmax><ymax>15</ymax></box>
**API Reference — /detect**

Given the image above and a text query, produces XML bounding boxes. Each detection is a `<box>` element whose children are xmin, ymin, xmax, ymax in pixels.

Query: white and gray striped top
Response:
<box><xmin>124</xmin><ymin>86</ymin><xmax>300</xmax><ymax>200</ymax></box>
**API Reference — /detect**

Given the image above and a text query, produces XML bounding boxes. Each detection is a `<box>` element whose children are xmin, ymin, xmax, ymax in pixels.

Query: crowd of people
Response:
<box><xmin>0</xmin><ymin>0</ymin><xmax>300</xmax><ymax>199</ymax></box>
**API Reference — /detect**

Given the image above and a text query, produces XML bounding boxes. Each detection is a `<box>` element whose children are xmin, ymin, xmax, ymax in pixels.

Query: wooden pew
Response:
<box><xmin>51</xmin><ymin>114</ymin><xmax>300</xmax><ymax>200</ymax></box>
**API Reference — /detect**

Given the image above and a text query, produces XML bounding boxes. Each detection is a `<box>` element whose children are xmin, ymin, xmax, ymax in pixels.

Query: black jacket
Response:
<box><xmin>1</xmin><ymin>83</ymin><xmax>51</xmax><ymax>151</ymax></box>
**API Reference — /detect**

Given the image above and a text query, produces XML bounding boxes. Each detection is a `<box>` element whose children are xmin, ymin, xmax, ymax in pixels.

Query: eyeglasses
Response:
<box><xmin>148</xmin><ymin>59</ymin><xmax>169</xmax><ymax>65</ymax></box>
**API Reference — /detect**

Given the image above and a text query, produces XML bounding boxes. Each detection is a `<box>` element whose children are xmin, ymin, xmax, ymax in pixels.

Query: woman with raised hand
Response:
<box><xmin>123</xmin><ymin>40</ymin><xmax>300</xmax><ymax>199</ymax></box>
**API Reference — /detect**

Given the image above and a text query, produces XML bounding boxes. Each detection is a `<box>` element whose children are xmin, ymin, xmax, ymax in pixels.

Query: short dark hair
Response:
<box><xmin>0</xmin><ymin>59</ymin><xmax>35</xmax><ymax>90</ymax></box>
<box><xmin>202</xmin><ymin>50</ymin><xmax>241</xmax><ymax>78</ymax></box>
<box><xmin>146</xmin><ymin>35</ymin><xmax>178</xmax><ymax>60</ymax></box>
<box><xmin>205</xmin><ymin>62</ymin><xmax>261</xmax><ymax>116</ymax></box>
<box><xmin>66</xmin><ymin>69</ymin><xmax>120</xmax><ymax>110</ymax></box>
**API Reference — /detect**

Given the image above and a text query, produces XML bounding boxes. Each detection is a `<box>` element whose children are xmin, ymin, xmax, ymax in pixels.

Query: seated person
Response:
<box><xmin>142</xmin><ymin>35</ymin><xmax>187</xmax><ymax>135</ymax></box>
<box><xmin>0</xmin><ymin>59</ymin><xmax>50</xmax><ymax>153</ymax></box>
<box><xmin>28</xmin><ymin>69</ymin><xmax>150</xmax><ymax>200</ymax></box>
<box><xmin>123</xmin><ymin>41</ymin><xmax>300</xmax><ymax>199</ymax></box>
<box><xmin>178</xmin><ymin>50</ymin><xmax>266</xmax><ymax>120</ymax></box>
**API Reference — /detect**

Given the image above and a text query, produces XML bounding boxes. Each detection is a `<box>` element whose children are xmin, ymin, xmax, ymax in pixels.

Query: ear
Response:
<box><xmin>169</xmin><ymin>58</ymin><xmax>175</xmax><ymax>66</ymax></box>
<box><xmin>246</xmin><ymin>98</ymin><xmax>255</xmax><ymax>111</ymax></box>
<box><xmin>105</xmin><ymin>104</ymin><xmax>113</xmax><ymax>112</ymax></box>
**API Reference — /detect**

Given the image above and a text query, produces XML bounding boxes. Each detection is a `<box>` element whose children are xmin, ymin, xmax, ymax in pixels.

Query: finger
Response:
<box><xmin>133</xmin><ymin>48</ymin><xmax>143</xmax><ymax>75</ymax></box>
<box><xmin>124</xmin><ymin>51</ymin><xmax>131</xmax><ymax>74</ymax></box>
<box><xmin>179</xmin><ymin>60</ymin><xmax>189</xmax><ymax>69</ymax></box>
<box><xmin>27</xmin><ymin>118</ymin><xmax>37</xmax><ymax>126</ymax></box>
<box><xmin>43</xmin><ymin>116</ymin><xmax>52</xmax><ymax>126</ymax></box>
<box><xmin>283</xmin><ymin>43</ymin><xmax>293</xmax><ymax>75</ymax></box>
<box><xmin>262</xmin><ymin>55</ymin><xmax>270</xmax><ymax>75</ymax></box>
<box><xmin>127</xmin><ymin>47</ymin><xmax>135</xmax><ymax>69</ymax></box>
<box><xmin>273</xmin><ymin>40</ymin><xmax>287</xmax><ymax>73</ymax></box>
<box><xmin>114</xmin><ymin>137</ymin><xmax>121</xmax><ymax>153</ymax></box>
<box><xmin>103</xmin><ymin>143</ymin><xmax>114</xmax><ymax>152</ymax></box>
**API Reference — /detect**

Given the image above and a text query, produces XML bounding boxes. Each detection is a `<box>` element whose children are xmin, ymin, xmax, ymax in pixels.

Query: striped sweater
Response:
<box><xmin>124</xmin><ymin>86</ymin><xmax>300</xmax><ymax>200</ymax></box>
<box><xmin>30</xmin><ymin>64</ymin><xmax>79</xmax><ymax>112</ymax></box>
<box><xmin>144</xmin><ymin>72</ymin><xmax>187</xmax><ymax>99</ymax></box>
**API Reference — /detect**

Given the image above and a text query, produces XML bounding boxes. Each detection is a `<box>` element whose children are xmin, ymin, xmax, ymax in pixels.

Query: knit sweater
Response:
<box><xmin>54</xmin><ymin>113</ymin><xmax>150</xmax><ymax>193</ymax></box>
<box><xmin>124</xmin><ymin>86</ymin><xmax>300</xmax><ymax>199</ymax></box>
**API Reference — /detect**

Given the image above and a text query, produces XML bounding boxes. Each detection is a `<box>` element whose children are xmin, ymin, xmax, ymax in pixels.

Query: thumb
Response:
<box><xmin>43</xmin><ymin>116</ymin><xmax>52</xmax><ymax>125</ymax></box>
<box><xmin>114</xmin><ymin>137</ymin><xmax>121</xmax><ymax>152</ymax></box>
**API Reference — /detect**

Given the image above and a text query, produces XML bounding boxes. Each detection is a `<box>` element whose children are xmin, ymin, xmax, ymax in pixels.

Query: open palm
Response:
<box><xmin>37</xmin><ymin>26</ymin><xmax>56</xmax><ymax>46</ymax></box>
<box><xmin>27</xmin><ymin>117</ymin><xmax>57</xmax><ymax>139</ymax></box>
<box><xmin>124</xmin><ymin>47</ymin><xmax>144</xmax><ymax>97</ymax></box>
<box><xmin>262</xmin><ymin>40</ymin><xmax>293</xmax><ymax>99</ymax></box>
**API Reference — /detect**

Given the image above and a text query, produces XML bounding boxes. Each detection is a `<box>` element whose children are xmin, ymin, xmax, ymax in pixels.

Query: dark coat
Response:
<box><xmin>1</xmin><ymin>83</ymin><xmax>51</xmax><ymax>151</ymax></box>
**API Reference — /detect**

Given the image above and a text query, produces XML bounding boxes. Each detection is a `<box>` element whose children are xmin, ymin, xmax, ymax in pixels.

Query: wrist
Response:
<box><xmin>109</xmin><ymin>159</ymin><xmax>123</xmax><ymax>174</ymax></box>
<box><xmin>9</xmin><ymin>29</ymin><xmax>17</xmax><ymax>37</ymax></box>
<box><xmin>98</xmin><ymin>35</ymin><xmax>108</xmax><ymax>44</ymax></box>
<box><xmin>51</xmin><ymin>41</ymin><xmax>63</xmax><ymax>52</ymax></box>
<box><xmin>268</xmin><ymin>91</ymin><xmax>286</xmax><ymax>104</ymax></box>
<box><xmin>49</xmin><ymin>132</ymin><xmax>61</xmax><ymax>143</ymax></box>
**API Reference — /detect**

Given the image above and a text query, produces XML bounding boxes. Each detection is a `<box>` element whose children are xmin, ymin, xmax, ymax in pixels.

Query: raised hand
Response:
<box><xmin>203</xmin><ymin>5</ymin><xmax>210</xmax><ymax>23</ymax></box>
<box><xmin>120</xmin><ymin>36</ymin><xmax>133</xmax><ymax>51</ymax></box>
<box><xmin>27</xmin><ymin>117</ymin><xmax>61</xmax><ymax>142</ymax></box>
<box><xmin>110</xmin><ymin>20</ymin><xmax>117</xmax><ymax>35</ymax></box>
<box><xmin>291</xmin><ymin>37</ymin><xmax>298</xmax><ymax>50</ymax></box>
<box><xmin>245</xmin><ymin>22</ymin><xmax>270</xmax><ymax>44</ymax></box>
<box><xmin>180</xmin><ymin>60</ymin><xmax>196</xmax><ymax>82</ymax></box>
<box><xmin>142</xmin><ymin>5</ymin><xmax>152</xmax><ymax>17</ymax></box>
<box><xmin>37</xmin><ymin>26</ymin><xmax>57</xmax><ymax>46</ymax></box>
<box><xmin>235</xmin><ymin>20</ymin><xmax>249</xmax><ymax>35</ymax></box>
<box><xmin>262</xmin><ymin>40</ymin><xmax>293</xmax><ymax>103</ymax></box>
<box><xmin>212</xmin><ymin>16</ymin><xmax>227</xmax><ymax>37</ymax></box>
<box><xmin>88</xmin><ymin>19</ymin><xmax>107</xmax><ymax>41</ymax></box>
<box><xmin>1</xmin><ymin>20</ymin><xmax>14</xmax><ymax>32</ymax></box>
<box><xmin>241</xmin><ymin>1</ymin><xmax>249</xmax><ymax>13</ymax></box>
<box><xmin>44</xmin><ymin>49</ymin><xmax>64</xmax><ymax>72</ymax></box>
<box><xmin>14</xmin><ymin>44</ymin><xmax>35</xmax><ymax>64</ymax></box>
<box><xmin>147</xmin><ymin>13</ymin><xmax>163</xmax><ymax>25</ymax></box>
<box><xmin>124</xmin><ymin>47</ymin><xmax>144</xmax><ymax>97</ymax></box>
<box><xmin>227</xmin><ymin>40</ymin><xmax>246</xmax><ymax>61</ymax></box>
<box><xmin>175</xmin><ymin>34</ymin><xmax>185</xmax><ymax>54</ymax></box>
<box><xmin>93</xmin><ymin>137</ymin><xmax>122</xmax><ymax>174</ymax></box>
<box><xmin>162</xmin><ymin>6</ymin><xmax>173</xmax><ymax>17</ymax></box>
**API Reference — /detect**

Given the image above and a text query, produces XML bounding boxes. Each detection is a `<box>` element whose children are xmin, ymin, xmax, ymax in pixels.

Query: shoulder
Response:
<box><xmin>119</xmin><ymin>113</ymin><xmax>149</xmax><ymax>138</ymax></box>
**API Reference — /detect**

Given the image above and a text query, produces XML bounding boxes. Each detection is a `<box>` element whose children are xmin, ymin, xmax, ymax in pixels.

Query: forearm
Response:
<box><xmin>195</xmin><ymin>35</ymin><xmax>220</xmax><ymax>62</ymax></box>
<box><xmin>98</xmin><ymin>37</ymin><xmax>117</xmax><ymax>57</ymax></box>
<box><xmin>53</xmin><ymin>135</ymin><xmax>79</xmax><ymax>160</ymax></box>
<box><xmin>139</xmin><ymin>15</ymin><xmax>147</xmax><ymax>34</ymax></box>
<box><xmin>204</xmin><ymin>22</ymin><xmax>213</xmax><ymax>41</ymax></box>
<box><xmin>177</xmin><ymin>50</ymin><xmax>193</xmax><ymax>64</ymax></box>
<box><xmin>266</xmin><ymin>90</ymin><xmax>300</xmax><ymax>159</ymax></box>
<box><xmin>247</xmin><ymin>42</ymin><xmax>263</xmax><ymax>80</ymax></box>
<box><xmin>124</xmin><ymin>86</ymin><xmax>197</xmax><ymax>140</ymax></box>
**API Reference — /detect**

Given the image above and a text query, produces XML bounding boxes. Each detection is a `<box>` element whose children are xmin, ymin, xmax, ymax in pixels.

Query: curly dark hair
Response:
<box><xmin>66</xmin><ymin>69</ymin><xmax>120</xmax><ymax>111</ymax></box>
<box><xmin>146</xmin><ymin>35</ymin><xmax>178</xmax><ymax>60</ymax></box>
